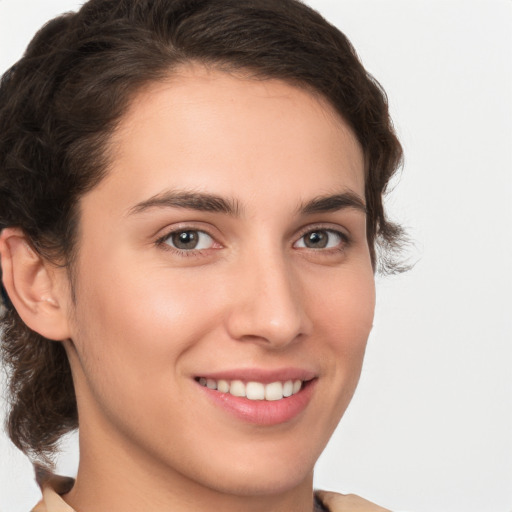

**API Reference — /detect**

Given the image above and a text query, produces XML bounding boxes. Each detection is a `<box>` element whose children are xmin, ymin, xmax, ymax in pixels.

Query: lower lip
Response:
<box><xmin>197</xmin><ymin>380</ymin><xmax>317</xmax><ymax>426</ymax></box>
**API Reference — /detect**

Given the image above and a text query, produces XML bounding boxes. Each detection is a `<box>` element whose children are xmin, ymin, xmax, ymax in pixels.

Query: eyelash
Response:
<box><xmin>155</xmin><ymin>225</ymin><xmax>350</xmax><ymax>256</ymax></box>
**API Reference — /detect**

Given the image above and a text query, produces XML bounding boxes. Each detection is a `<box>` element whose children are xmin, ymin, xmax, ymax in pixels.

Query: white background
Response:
<box><xmin>0</xmin><ymin>1</ymin><xmax>511</xmax><ymax>511</ymax></box>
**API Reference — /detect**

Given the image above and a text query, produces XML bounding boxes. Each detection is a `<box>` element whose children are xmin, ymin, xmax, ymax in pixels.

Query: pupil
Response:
<box><xmin>173</xmin><ymin>231</ymin><xmax>198</xmax><ymax>249</ymax></box>
<box><xmin>306</xmin><ymin>231</ymin><xmax>327</xmax><ymax>248</ymax></box>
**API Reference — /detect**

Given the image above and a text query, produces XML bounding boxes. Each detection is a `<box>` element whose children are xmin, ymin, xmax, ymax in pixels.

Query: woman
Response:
<box><xmin>0</xmin><ymin>0</ymin><xmax>404</xmax><ymax>510</ymax></box>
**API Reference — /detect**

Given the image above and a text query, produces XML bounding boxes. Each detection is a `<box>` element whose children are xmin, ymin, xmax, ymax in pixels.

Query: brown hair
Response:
<box><xmin>0</xmin><ymin>0</ymin><xmax>404</xmax><ymax>465</ymax></box>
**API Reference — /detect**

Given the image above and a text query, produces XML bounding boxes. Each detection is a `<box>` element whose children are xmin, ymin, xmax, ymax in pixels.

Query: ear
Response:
<box><xmin>0</xmin><ymin>227</ymin><xmax>72</xmax><ymax>341</ymax></box>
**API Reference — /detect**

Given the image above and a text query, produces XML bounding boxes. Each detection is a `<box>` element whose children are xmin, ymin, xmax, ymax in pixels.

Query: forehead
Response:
<box><xmin>88</xmin><ymin>64</ymin><xmax>365</xmax><ymax>215</ymax></box>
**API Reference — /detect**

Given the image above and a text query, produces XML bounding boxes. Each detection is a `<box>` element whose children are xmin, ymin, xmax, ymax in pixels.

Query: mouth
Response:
<box><xmin>194</xmin><ymin>371</ymin><xmax>317</xmax><ymax>426</ymax></box>
<box><xmin>195</xmin><ymin>377</ymin><xmax>306</xmax><ymax>401</ymax></box>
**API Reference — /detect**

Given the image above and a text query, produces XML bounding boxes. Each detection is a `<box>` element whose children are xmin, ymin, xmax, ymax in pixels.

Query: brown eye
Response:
<box><xmin>164</xmin><ymin>230</ymin><xmax>214</xmax><ymax>250</ymax></box>
<box><xmin>294</xmin><ymin>229</ymin><xmax>345</xmax><ymax>250</ymax></box>
<box><xmin>304</xmin><ymin>231</ymin><xmax>328</xmax><ymax>248</ymax></box>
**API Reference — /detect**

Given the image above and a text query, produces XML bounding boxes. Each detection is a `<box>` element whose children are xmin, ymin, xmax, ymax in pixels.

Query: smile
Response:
<box><xmin>197</xmin><ymin>377</ymin><xmax>303</xmax><ymax>401</ymax></box>
<box><xmin>194</xmin><ymin>369</ymin><xmax>317</xmax><ymax>425</ymax></box>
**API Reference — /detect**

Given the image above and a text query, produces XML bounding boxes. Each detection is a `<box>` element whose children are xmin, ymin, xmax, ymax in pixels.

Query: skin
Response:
<box><xmin>2</xmin><ymin>64</ymin><xmax>375</xmax><ymax>512</ymax></box>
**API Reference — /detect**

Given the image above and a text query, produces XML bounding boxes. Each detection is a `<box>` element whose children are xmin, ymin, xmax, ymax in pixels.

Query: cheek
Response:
<box><xmin>70</xmin><ymin>256</ymin><xmax>223</xmax><ymax>396</ymax></box>
<box><xmin>313</xmin><ymin>265</ymin><xmax>375</xmax><ymax>345</ymax></box>
<box><xmin>311</xmin><ymin>266</ymin><xmax>375</xmax><ymax>398</ymax></box>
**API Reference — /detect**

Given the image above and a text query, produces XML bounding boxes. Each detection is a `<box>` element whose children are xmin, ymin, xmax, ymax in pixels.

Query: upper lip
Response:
<box><xmin>195</xmin><ymin>367</ymin><xmax>317</xmax><ymax>384</ymax></box>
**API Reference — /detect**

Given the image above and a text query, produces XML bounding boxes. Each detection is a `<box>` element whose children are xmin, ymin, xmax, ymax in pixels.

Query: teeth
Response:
<box><xmin>229</xmin><ymin>380</ymin><xmax>246</xmax><ymax>397</ymax></box>
<box><xmin>217</xmin><ymin>379</ymin><xmax>230</xmax><ymax>393</ymax></box>
<box><xmin>198</xmin><ymin>377</ymin><xmax>305</xmax><ymax>401</ymax></box>
<box><xmin>246</xmin><ymin>382</ymin><xmax>265</xmax><ymax>400</ymax></box>
<box><xmin>265</xmin><ymin>381</ymin><xmax>283</xmax><ymax>401</ymax></box>
<box><xmin>283</xmin><ymin>380</ymin><xmax>293</xmax><ymax>397</ymax></box>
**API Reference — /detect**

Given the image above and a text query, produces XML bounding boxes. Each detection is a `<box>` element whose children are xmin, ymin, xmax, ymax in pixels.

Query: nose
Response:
<box><xmin>225</xmin><ymin>248</ymin><xmax>311</xmax><ymax>348</ymax></box>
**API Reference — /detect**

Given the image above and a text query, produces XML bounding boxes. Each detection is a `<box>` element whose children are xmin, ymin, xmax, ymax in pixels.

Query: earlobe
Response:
<box><xmin>0</xmin><ymin>227</ymin><xmax>71</xmax><ymax>341</ymax></box>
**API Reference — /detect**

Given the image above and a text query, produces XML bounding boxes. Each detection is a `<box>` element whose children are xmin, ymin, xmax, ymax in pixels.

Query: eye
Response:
<box><xmin>162</xmin><ymin>230</ymin><xmax>215</xmax><ymax>251</ymax></box>
<box><xmin>294</xmin><ymin>229</ymin><xmax>346</xmax><ymax>250</ymax></box>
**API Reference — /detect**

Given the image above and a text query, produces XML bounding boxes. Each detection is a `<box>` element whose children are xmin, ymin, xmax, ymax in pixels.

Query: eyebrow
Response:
<box><xmin>299</xmin><ymin>191</ymin><xmax>367</xmax><ymax>215</ymax></box>
<box><xmin>128</xmin><ymin>189</ymin><xmax>366</xmax><ymax>217</ymax></box>
<box><xmin>128</xmin><ymin>190</ymin><xmax>241</xmax><ymax>216</ymax></box>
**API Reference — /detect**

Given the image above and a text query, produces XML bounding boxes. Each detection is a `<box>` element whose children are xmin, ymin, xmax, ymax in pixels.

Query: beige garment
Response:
<box><xmin>31</xmin><ymin>474</ymin><xmax>75</xmax><ymax>512</ymax></box>
<box><xmin>31</xmin><ymin>474</ymin><xmax>390</xmax><ymax>512</ymax></box>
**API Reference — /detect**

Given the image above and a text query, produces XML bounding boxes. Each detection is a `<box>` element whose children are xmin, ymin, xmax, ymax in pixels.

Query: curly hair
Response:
<box><xmin>0</xmin><ymin>0</ymin><xmax>404</xmax><ymax>466</ymax></box>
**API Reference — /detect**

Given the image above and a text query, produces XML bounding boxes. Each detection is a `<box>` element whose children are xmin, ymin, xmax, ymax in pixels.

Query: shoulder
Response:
<box><xmin>31</xmin><ymin>474</ymin><xmax>75</xmax><ymax>512</ymax></box>
<box><xmin>316</xmin><ymin>490</ymin><xmax>391</xmax><ymax>512</ymax></box>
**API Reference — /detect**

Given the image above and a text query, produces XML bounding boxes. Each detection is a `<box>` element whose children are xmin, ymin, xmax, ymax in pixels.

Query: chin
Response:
<box><xmin>174</xmin><ymin>440</ymin><xmax>320</xmax><ymax>498</ymax></box>
<box><xmin>203</xmin><ymin>463</ymin><xmax>314</xmax><ymax>497</ymax></box>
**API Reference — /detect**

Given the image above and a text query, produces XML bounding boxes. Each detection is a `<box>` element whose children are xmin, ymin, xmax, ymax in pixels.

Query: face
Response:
<box><xmin>63</xmin><ymin>65</ymin><xmax>375</xmax><ymax>497</ymax></box>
